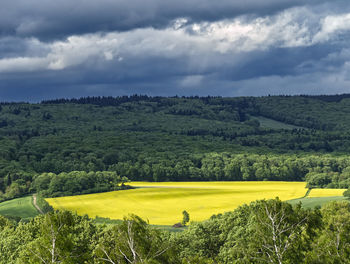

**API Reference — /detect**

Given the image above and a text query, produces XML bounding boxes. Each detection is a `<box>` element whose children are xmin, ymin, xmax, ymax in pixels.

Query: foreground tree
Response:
<box><xmin>175</xmin><ymin>199</ymin><xmax>321</xmax><ymax>264</ymax></box>
<box><xmin>95</xmin><ymin>215</ymin><xmax>178</xmax><ymax>264</ymax></box>
<box><xmin>226</xmin><ymin>199</ymin><xmax>321</xmax><ymax>263</ymax></box>
<box><xmin>307</xmin><ymin>201</ymin><xmax>350</xmax><ymax>263</ymax></box>
<box><xmin>2</xmin><ymin>198</ymin><xmax>350</xmax><ymax>263</ymax></box>
<box><xmin>173</xmin><ymin>215</ymin><xmax>225</xmax><ymax>262</ymax></box>
<box><xmin>18</xmin><ymin>210</ymin><xmax>97</xmax><ymax>264</ymax></box>
<box><xmin>0</xmin><ymin>216</ymin><xmax>20</xmax><ymax>264</ymax></box>
<box><xmin>182</xmin><ymin>211</ymin><xmax>190</xmax><ymax>226</ymax></box>
<box><xmin>251</xmin><ymin>200</ymin><xmax>320</xmax><ymax>263</ymax></box>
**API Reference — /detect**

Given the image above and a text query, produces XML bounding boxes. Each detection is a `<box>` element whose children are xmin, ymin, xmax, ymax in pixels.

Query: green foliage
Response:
<box><xmin>94</xmin><ymin>214</ymin><xmax>179</xmax><ymax>264</ymax></box>
<box><xmin>18</xmin><ymin>210</ymin><xmax>98</xmax><ymax>264</ymax></box>
<box><xmin>0</xmin><ymin>199</ymin><xmax>350</xmax><ymax>263</ymax></box>
<box><xmin>32</xmin><ymin>171</ymin><xmax>128</xmax><ymax>197</ymax></box>
<box><xmin>181</xmin><ymin>211</ymin><xmax>190</xmax><ymax>226</ymax></box>
<box><xmin>173</xmin><ymin>199</ymin><xmax>322</xmax><ymax>264</ymax></box>
<box><xmin>306</xmin><ymin>201</ymin><xmax>350</xmax><ymax>263</ymax></box>
<box><xmin>235</xmin><ymin>200</ymin><xmax>320</xmax><ymax>264</ymax></box>
<box><xmin>0</xmin><ymin>217</ymin><xmax>19</xmax><ymax>264</ymax></box>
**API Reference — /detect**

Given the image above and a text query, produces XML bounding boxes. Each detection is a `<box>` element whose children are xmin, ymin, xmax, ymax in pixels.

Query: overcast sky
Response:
<box><xmin>1</xmin><ymin>0</ymin><xmax>350</xmax><ymax>101</ymax></box>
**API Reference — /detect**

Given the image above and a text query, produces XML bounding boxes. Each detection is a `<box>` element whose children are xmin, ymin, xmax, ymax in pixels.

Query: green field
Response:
<box><xmin>0</xmin><ymin>196</ymin><xmax>40</xmax><ymax>220</ymax></box>
<box><xmin>47</xmin><ymin>181</ymin><xmax>307</xmax><ymax>225</ymax></box>
<box><xmin>288</xmin><ymin>196</ymin><xmax>347</xmax><ymax>208</ymax></box>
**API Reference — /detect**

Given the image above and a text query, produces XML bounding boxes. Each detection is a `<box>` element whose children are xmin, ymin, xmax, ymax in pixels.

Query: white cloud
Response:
<box><xmin>172</xmin><ymin>18</ymin><xmax>188</xmax><ymax>30</ymax></box>
<box><xmin>0</xmin><ymin>56</ymin><xmax>48</xmax><ymax>72</ymax></box>
<box><xmin>187</xmin><ymin>7</ymin><xmax>318</xmax><ymax>52</ymax></box>
<box><xmin>0</xmin><ymin>6</ymin><xmax>350</xmax><ymax>75</ymax></box>
<box><xmin>313</xmin><ymin>13</ymin><xmax>350</xmax><ymax>43</ymax></box>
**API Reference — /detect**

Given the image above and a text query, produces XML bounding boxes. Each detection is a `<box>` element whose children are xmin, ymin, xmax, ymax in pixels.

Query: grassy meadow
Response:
<box><xmin>0</xmin><ymin>196</ymin><xmax>40</xmax><ymax>220</ymax></box>
<box><xmin>46</xmin><ymin>181</ymin><xmax>307</xmax><ymax>225</ymax></box>
<box><xmin>288</xmin><ymin>196</ymin><xmax>347</xmax><ymax>208</ymax></box>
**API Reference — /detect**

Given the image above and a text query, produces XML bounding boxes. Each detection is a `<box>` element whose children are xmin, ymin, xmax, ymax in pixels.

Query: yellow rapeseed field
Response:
<box><xmin>308</xmin><ymin>188</ymin><xmax>346</xmax><ymax>198</ymax></box>
<box><xmin>46</xmin><ymin>181</ymin><xmax>306</xmax><ymax>225</ymax></box>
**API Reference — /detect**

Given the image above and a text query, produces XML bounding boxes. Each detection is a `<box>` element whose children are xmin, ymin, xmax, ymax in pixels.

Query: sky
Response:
<box><xmin>1</xmin><ymin>0</ymin><xmax>350</xmax><ymax>101</ymax></box>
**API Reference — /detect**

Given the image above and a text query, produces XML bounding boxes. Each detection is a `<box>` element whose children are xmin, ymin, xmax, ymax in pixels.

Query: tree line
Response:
<box><xmin>110</xmin><ymin>153</ymin><xmax>350</xmax><ymax>187</ymax></box>
<box><xmin>0</xmin><ymin>171</ymin><xmax>129</xmax><ymax>201</ymax></box>
<box><xmin>2</xmin><ymin>153</ymin><xmax>350</xmax><ymax>201</ymax></box>
<box><xmin>0</xmin><ymin>198</ymin><xmax>349</xmax><ymax>263</ymax></box>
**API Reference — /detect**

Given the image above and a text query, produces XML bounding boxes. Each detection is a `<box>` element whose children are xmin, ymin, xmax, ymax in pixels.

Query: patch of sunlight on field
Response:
<box><xmin>308</xmin><ymin>188</ymin><xmax>346</xmax><ymax>197</ymax></box>
<box><xmin>46</xmin><ymin>181</ymin><xmax>306</xmax><ymax>225</ymax></box>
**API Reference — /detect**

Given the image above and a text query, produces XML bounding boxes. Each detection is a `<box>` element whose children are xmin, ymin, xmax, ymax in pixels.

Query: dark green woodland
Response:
<box><xmin>0</xmin><ymin>95</ymin><xmax>348</xmax><ymax>197</ymax></box>
<box><xmin>1</xmin><ymin>95</ymin><xmax>350</xmax><ymax>199</ymax></box>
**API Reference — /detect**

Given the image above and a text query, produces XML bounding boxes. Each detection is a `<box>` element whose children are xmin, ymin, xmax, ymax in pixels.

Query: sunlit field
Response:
<box><xmin>0</xmin><ymin>196</ymin><xmax>39</xmax><ymax>219</ymax></box>
<box><xmin>308</xmin><ymin>188</ymin><xmax>346</xmax><ymax>197</ymax></box>
<box><xmin>47</xmin><ymin>181</ymin><xmax>306</xmax><ymax>225</ymax></box>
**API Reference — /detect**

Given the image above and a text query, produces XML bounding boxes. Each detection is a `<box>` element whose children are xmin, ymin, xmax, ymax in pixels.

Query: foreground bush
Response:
<box><xmin>0</xmin><ymin>199</ymin><xmax>349</xmax><ymax>263</ymax></box>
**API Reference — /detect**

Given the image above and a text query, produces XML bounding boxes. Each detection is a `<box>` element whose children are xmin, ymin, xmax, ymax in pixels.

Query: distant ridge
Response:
<box><xmin>299</xmin><ymin>94</ymin><xmax>350</xmax><ymax>102</ymax></box>
<box><xmin>40</xmin><ymin>93</ymin><xmax>350</xmax><ymax>106</ymax></box>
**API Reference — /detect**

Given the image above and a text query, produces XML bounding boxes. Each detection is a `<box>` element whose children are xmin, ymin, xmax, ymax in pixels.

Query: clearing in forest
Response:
<box><xmin>46</xmin><ymin>181</ymin><xmax>306</xmax><ymax>225</ymax></box>
<box><xmin>254</xmin><ymin>116</ymin><xmax>303</xmax><ymax>130</ymax></box>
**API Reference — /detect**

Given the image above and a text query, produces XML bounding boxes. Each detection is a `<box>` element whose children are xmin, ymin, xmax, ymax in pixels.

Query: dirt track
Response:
<box><xmin>32</xmin><ymin>194</ymin><xmax>44</xmax><ymax>214</ymax></box>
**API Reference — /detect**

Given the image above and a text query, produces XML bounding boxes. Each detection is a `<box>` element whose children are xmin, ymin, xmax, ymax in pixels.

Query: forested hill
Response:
<box><xmin>2</xmin><ymin>94</ymin><xmax>350</xmax><ymax>199</ymax></box>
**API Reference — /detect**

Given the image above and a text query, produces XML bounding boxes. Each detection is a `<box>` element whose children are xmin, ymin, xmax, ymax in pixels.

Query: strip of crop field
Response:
<box><xmin>308</xmin><ymin>188</ymin><xmax>346</xmax><ymax>197</ymax></box>
<box><xmin>47</xmin><ymin>181</ymin><xmax>306</xmax><ymax>225</ymax></box>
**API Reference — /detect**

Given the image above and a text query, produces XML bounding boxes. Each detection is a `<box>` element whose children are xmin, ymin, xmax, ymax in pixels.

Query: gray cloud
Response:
<box><xmin>0</xmin><ymin>0</ymin><xmax>339</xmax><ymax>40</ymax></box>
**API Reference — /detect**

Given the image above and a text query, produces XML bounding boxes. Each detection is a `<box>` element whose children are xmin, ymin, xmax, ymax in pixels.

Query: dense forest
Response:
<box><xmin>2</xmin><ymin>95</ymin><xmax>350</xmax><ymax>199</ymax></box>
<box><xmin>0</xmin><ymin>198</ymin><xmax>349</xmax><ymax>263</ymax></box>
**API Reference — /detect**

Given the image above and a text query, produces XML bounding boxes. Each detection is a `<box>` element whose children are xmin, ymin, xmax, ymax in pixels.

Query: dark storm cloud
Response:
<box><xmin>0</xmin><ymin>37</ymin><xmax>49</xmax><ymax>59</ymax></box>
<box><xmin>0</xmin><ymin>0</ymin><xmax>336</xmax><ymax>40</ymax></box>
<box><xmin>221</xmin><ymin>45</ymin><xmax>340</xmax><ymax>81</ymax></box>
<box><xmin>1</xmin><ymin>0</ymin><xmax>350</xmax><ymax>100</ymax></box>
<box><xmin>0</xmin><ymin>37</ymin><xmax>27</xmax><ymax>58</ymax></box>
<box><xmin>1</xmin><ymin>40</ymin><xmax>348</xmax><ymax>102</ymax></box>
